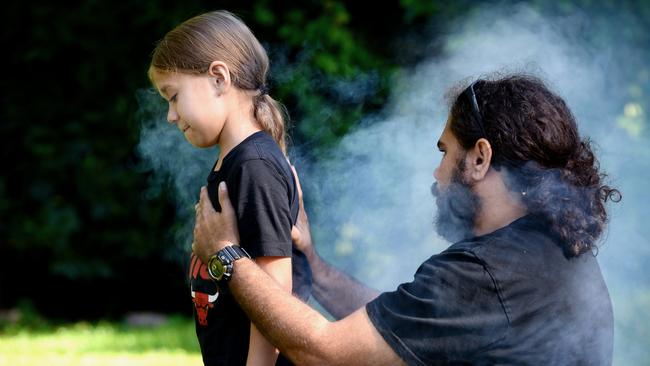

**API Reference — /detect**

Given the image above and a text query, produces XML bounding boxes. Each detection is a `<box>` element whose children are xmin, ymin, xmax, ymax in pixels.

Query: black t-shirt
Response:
<box><xmin>366</xmin><ymin>215</ymin><xmax>613</xmax><ymax>365</ymax></box>
<box><xmin>189</xmin><ymin>131</ymin><xmax>311</xmax><ymax>366</ymax></box>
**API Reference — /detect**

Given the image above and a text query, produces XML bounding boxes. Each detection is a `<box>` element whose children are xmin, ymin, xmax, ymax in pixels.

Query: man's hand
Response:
<box><xmin>289</xmin><ymin>166</ymin><xmax>314</xmax><ymax>257</ymax></box>
<box><xmin>192</xmin><ymin>182</ymin><xmax>240</xmax><ymax>264</ymax></box>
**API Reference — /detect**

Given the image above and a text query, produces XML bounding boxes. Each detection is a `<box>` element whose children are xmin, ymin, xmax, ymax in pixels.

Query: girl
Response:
<box><xmin>148</xmin><ymin>10</ymin><xmax>310</xmax><ymax>366</ymax></box>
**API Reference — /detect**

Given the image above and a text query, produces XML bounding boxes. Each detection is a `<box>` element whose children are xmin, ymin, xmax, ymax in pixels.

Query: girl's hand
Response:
<box><xmin>192</xmin><ymin>182</ymin><xmax>240</xmax><ymax>264</ymax></box>
<box><xmin>290</xmin><ymin>166</ymin><xmax>314</xmax><ymax>257</ymax></box>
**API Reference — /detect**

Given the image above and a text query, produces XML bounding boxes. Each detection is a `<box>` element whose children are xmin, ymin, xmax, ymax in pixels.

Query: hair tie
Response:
<box><xmin>259</xmin><ymin>85</ymin><xmax>269</xmax><ymax>96</ymax></box>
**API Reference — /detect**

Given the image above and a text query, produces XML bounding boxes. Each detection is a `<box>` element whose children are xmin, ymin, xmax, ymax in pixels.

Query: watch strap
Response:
<box><xmin>207</xmin><ymin>244</ymin><xmax>250</xmax><ymax>282</ymax></box>
<box><xmin>219</xmin><ymin>245</ymin><xmax>251</xmax><ymax>262</ymax></box>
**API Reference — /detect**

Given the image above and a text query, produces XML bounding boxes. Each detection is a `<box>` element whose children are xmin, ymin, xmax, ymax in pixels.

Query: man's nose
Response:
<box><xmin>167</xmin><ymin>106</ymin><xmax>179</xmax><ymax>124</ymax></box>
<box><xmin>433</xmin><ymin>166</ymin><xmax>441</xmax><ymax>181</ymax></box>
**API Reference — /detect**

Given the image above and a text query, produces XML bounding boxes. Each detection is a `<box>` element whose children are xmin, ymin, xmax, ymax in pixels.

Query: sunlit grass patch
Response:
<box><xmin>0</xmin><ymin>351</ymin><xmax>201</xmax><ymax>366</ymax></box>
<box><xmin>0</xmin><ymin>315</ymin><xmax>202</xmax><ymax>366</ymax></box>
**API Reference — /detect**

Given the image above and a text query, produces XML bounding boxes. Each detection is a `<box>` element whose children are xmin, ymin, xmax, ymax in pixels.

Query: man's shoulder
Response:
<box><xmin>445</xmin><ymin>216</ymin><xmax>561</xmax><ymax>264</ymax></box>
<box><xmin>415</xmin><ymin>243</ymin><xmax>500</xmax><ymax>290</ymax></box>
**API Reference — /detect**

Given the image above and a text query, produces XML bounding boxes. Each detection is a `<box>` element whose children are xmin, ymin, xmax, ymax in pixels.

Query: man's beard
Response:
<box><xmin>431</xmin><ymin>158</ymin><xmax>481</xmax><ymax>243</ymax></box>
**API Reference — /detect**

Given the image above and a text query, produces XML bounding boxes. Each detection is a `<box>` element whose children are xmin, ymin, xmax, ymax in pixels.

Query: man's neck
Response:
<box><xmin>473</xmin><ymin>168</ymin><xmax>527</xmax><ymax>237</ymax></box>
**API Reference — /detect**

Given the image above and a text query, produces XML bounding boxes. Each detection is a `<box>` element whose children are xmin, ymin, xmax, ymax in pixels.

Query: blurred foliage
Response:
<box><xmin>534</xmin><ymin>0</ymin><xmax>650</xmax><ymax>140</ymax></box>
<box><xmin>1</xmin><ymin>0</ymin><xmax>649</xmax><ymax>345</ymax></box>
<box><xmin>0</xmin><ymin>0</ymin><xmax>473</xmax><ymax>318</ymax></box>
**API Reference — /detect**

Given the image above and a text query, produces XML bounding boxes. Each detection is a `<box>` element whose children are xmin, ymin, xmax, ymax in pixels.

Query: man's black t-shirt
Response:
<box><xmin>189</xmin><ymin>131</ymin><xmax>311</xmax><ymax>366</ymax></box>
<box><xmin>366</xmin><ymin>215</ymin><xmax>613</xmax><ymax>365</ymax></box>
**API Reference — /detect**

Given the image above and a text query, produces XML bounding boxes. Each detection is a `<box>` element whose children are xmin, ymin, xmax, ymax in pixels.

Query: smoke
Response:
<box><xmin>298</xmin><ymin>4</ymin><xmax>649</xmax><ymax>365</ymax></box>
<box><xmin>134</xmin><ymin>88</ymin><xmax>218</xmax><ymax>258</ymax></box>
<box><xmin>135</xmin><ymin>3</ymin><xmax>649</xmax><ymax>364</ymax></box>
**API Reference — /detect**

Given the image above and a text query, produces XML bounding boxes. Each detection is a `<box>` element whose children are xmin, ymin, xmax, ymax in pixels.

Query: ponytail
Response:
<box><xmin>253</xmin><ymin>92</ymin><xmax>290</xmax><ymax>155</ymax></box>
<box><xmin>503</xmin><ymin>139</ymin><xmax>621</xmax><ymax>257</ymax></box>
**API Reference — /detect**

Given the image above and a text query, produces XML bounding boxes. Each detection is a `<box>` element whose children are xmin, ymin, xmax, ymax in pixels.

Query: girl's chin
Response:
<box><xmin>184</xmin><ymin>134</ymin><xmax>201</xmax><ymax>148</ymax></box>
<box><xmin>184</xmin><ymin>130</ymin><xmax>218</xmax><ymax>148</ymax></box>
<box><xmin>186</xmin><ymin>137</ymin><xmax>213</xmax><ymax>149</ymax></box>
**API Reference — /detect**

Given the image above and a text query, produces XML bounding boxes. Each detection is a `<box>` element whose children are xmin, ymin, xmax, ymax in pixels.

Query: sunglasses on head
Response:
<box><xmin>463</xmin><ymin>80</ymin><xmax>488</xmax><ymax>139</ymax></box>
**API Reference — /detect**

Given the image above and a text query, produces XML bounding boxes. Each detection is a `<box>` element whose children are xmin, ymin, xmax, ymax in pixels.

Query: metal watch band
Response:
<box><xmin>216</xmin><ymin>245</ymin><xmax>250</xmax><ymax>282</ymax></box>
<box><xmin>221</xmin><ymin>245</ymin><xmax>251</xmax><ymax>261</ymax></box>
<box><xmin>207</xmin><ymin>245</ymin><xmax>251</xmax><ymax>282</ymax></box>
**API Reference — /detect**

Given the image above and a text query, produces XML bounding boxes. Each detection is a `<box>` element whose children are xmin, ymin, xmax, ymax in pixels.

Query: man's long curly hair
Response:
<box><xmin>448</xmin><ymin>74</ymin><xmax>621</xmax><ymax>257</ymax></box>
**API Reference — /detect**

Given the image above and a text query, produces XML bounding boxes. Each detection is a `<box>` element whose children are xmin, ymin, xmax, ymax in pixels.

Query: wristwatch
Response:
<box><xmin>207</xmin><ymin>244</ymin><xmax>251</xmax><ymax>282</ymax></box>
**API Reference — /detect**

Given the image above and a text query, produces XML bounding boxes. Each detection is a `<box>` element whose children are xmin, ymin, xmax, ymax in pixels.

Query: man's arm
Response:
<box><xmin>193</xmin><ymin>184</ymin><xmax>405</xmax><ymax>365</ymax></box>
<box><xmin>289</xmin><ymin>166</ymin><xmax>379</xmax><ymax>319</ymax></box>
<box><xmin>301</xmin><ymin>245</ymin><xmax>380</xmax><ymax>319</ymax></box>
<box><xmin>232</xmin><ymin>257</ymin><xmax>404</xmax><ymax>366</ymax></box>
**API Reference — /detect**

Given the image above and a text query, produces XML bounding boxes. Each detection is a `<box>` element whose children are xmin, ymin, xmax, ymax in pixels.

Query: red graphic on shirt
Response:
<box><xmin>192</xmin><ymin>291</ymin><xmax>215</xmax><ymax>326</ymax></box>
<box><xmin>189</xmin><ymin>254</ymin><xmax>219</xmax><ymax>326</ymax></box>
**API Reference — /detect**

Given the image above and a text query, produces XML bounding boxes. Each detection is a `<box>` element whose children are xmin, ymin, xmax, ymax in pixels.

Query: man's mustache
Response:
<box><xmin>431</xmin><ymin>182</ymin><xmax>439</xmax><ymax>197</ymax></box>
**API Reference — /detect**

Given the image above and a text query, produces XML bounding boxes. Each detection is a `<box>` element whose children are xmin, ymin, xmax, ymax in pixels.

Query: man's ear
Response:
<box><xmin>467</xmin><ymin>138</ymin><xmax>492</xmax><ymax>181</ymax></box>
<box><xmin>208</xmin><ymin>61</ymin><xmax>231</xmax><ymax>94</ymax></box>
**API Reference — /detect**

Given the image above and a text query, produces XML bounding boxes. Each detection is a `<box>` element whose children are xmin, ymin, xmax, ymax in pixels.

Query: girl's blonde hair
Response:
<box><xmin>149</xmin><ymin>10</ymin><xmax>289</xmax><ymax>153</ymax></box>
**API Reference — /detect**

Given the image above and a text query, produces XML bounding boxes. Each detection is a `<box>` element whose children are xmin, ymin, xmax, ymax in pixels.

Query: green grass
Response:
<box><xmin>0</xmin><ymin>316</ymin><xmax>202</xmax><ymax>366</ymax></box>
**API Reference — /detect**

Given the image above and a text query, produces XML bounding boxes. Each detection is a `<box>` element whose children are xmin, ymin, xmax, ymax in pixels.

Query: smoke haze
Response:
<box><xmin>136</xmin><ymin>4</ymin><xmax>649</xmax><ymax>364</ymax></box>
<box><xmin>300</xmin><ymin>5</ymin><xmax>649</xmax><ymax>364</ymax></box>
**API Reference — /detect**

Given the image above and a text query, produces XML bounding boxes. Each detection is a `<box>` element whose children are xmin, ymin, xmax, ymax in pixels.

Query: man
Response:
<box><xmin>193</xmin><ymin>75</ymin><xmax>619</xmax><ymax>365</ymax></box>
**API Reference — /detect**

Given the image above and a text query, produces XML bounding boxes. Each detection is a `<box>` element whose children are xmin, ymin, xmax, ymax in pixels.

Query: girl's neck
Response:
<box><xmin>215</xmin><ymin>100</ymin><xmax>261</xmax><ymax>171</ymax></box>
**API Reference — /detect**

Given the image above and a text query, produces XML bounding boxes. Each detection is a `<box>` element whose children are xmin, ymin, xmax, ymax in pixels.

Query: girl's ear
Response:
<box><xmin>208</xmin><ymin>61</ymin><xmax>231</xmax><ymax>93</ymax></box>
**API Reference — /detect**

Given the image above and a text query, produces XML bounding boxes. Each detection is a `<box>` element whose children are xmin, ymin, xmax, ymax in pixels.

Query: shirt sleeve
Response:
<box><xmin>365</xmin><ymin>250</ymin><xmax>509</xmax><ymax>365</ymax></box>
<box><xmin>226</xmin><ymin>159</ymin><xmax>293</xmax><ymax>258</ymax></box>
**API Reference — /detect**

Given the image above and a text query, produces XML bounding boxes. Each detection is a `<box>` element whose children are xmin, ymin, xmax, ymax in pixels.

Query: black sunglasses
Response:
<box><xmin>463</xmin><ymin>80</ymin><xmax>488</xmax><ymax>139</ymax></box>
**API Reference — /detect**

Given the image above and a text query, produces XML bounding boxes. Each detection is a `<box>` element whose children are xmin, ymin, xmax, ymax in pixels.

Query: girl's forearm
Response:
<box><xmin>246</xmin><ymin>256</ymin><xmax>292</xmax><ymax>364</ymax></box>
<box><xmin>246</xmin><ymin>323</ymin><xmax>279</xmax><ymax>366</ymax></box>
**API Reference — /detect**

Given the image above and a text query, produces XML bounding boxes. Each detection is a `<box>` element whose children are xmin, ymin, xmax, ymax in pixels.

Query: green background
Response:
<box><xmin>2</xmin><ymin>0</ymin><xmax>648</xmax><ymax>364</ymax></box>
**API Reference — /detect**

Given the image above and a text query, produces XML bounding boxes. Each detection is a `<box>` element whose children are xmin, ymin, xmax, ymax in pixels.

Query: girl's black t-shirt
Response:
<box><xmin>188</xmin><ymin>131</ymin><xmax>311</xmax><ymax>366</ymax></box>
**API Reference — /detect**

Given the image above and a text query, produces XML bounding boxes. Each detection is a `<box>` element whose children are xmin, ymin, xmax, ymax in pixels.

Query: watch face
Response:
<box><xmin>209</xmin><ymin>257</ymin><xmax>226</xmax><ymax>281</ymax></box>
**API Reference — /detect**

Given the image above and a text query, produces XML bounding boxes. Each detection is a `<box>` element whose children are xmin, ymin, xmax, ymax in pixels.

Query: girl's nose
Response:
<box><xmin>167</xmin><ymin>106</ymin><xmax>179</xmax><ymax>124</ymax></box>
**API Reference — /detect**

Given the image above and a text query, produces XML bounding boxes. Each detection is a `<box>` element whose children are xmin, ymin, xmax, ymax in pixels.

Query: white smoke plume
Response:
<box><xmin>300</xmin><ymin>4</ymin><xmax>648</xmax><ymax>365</ymax></box>
<box><xmin>136</xmin><ymin>4</ymin><xmax>649</xmax><ymax>364</ymax></box>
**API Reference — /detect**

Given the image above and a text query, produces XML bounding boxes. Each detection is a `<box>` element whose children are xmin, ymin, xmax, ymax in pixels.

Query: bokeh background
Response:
<box><xmin>2</xmin><ymin>0</ymin><xmax>649</xmax><ymax>365</ymax></box>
